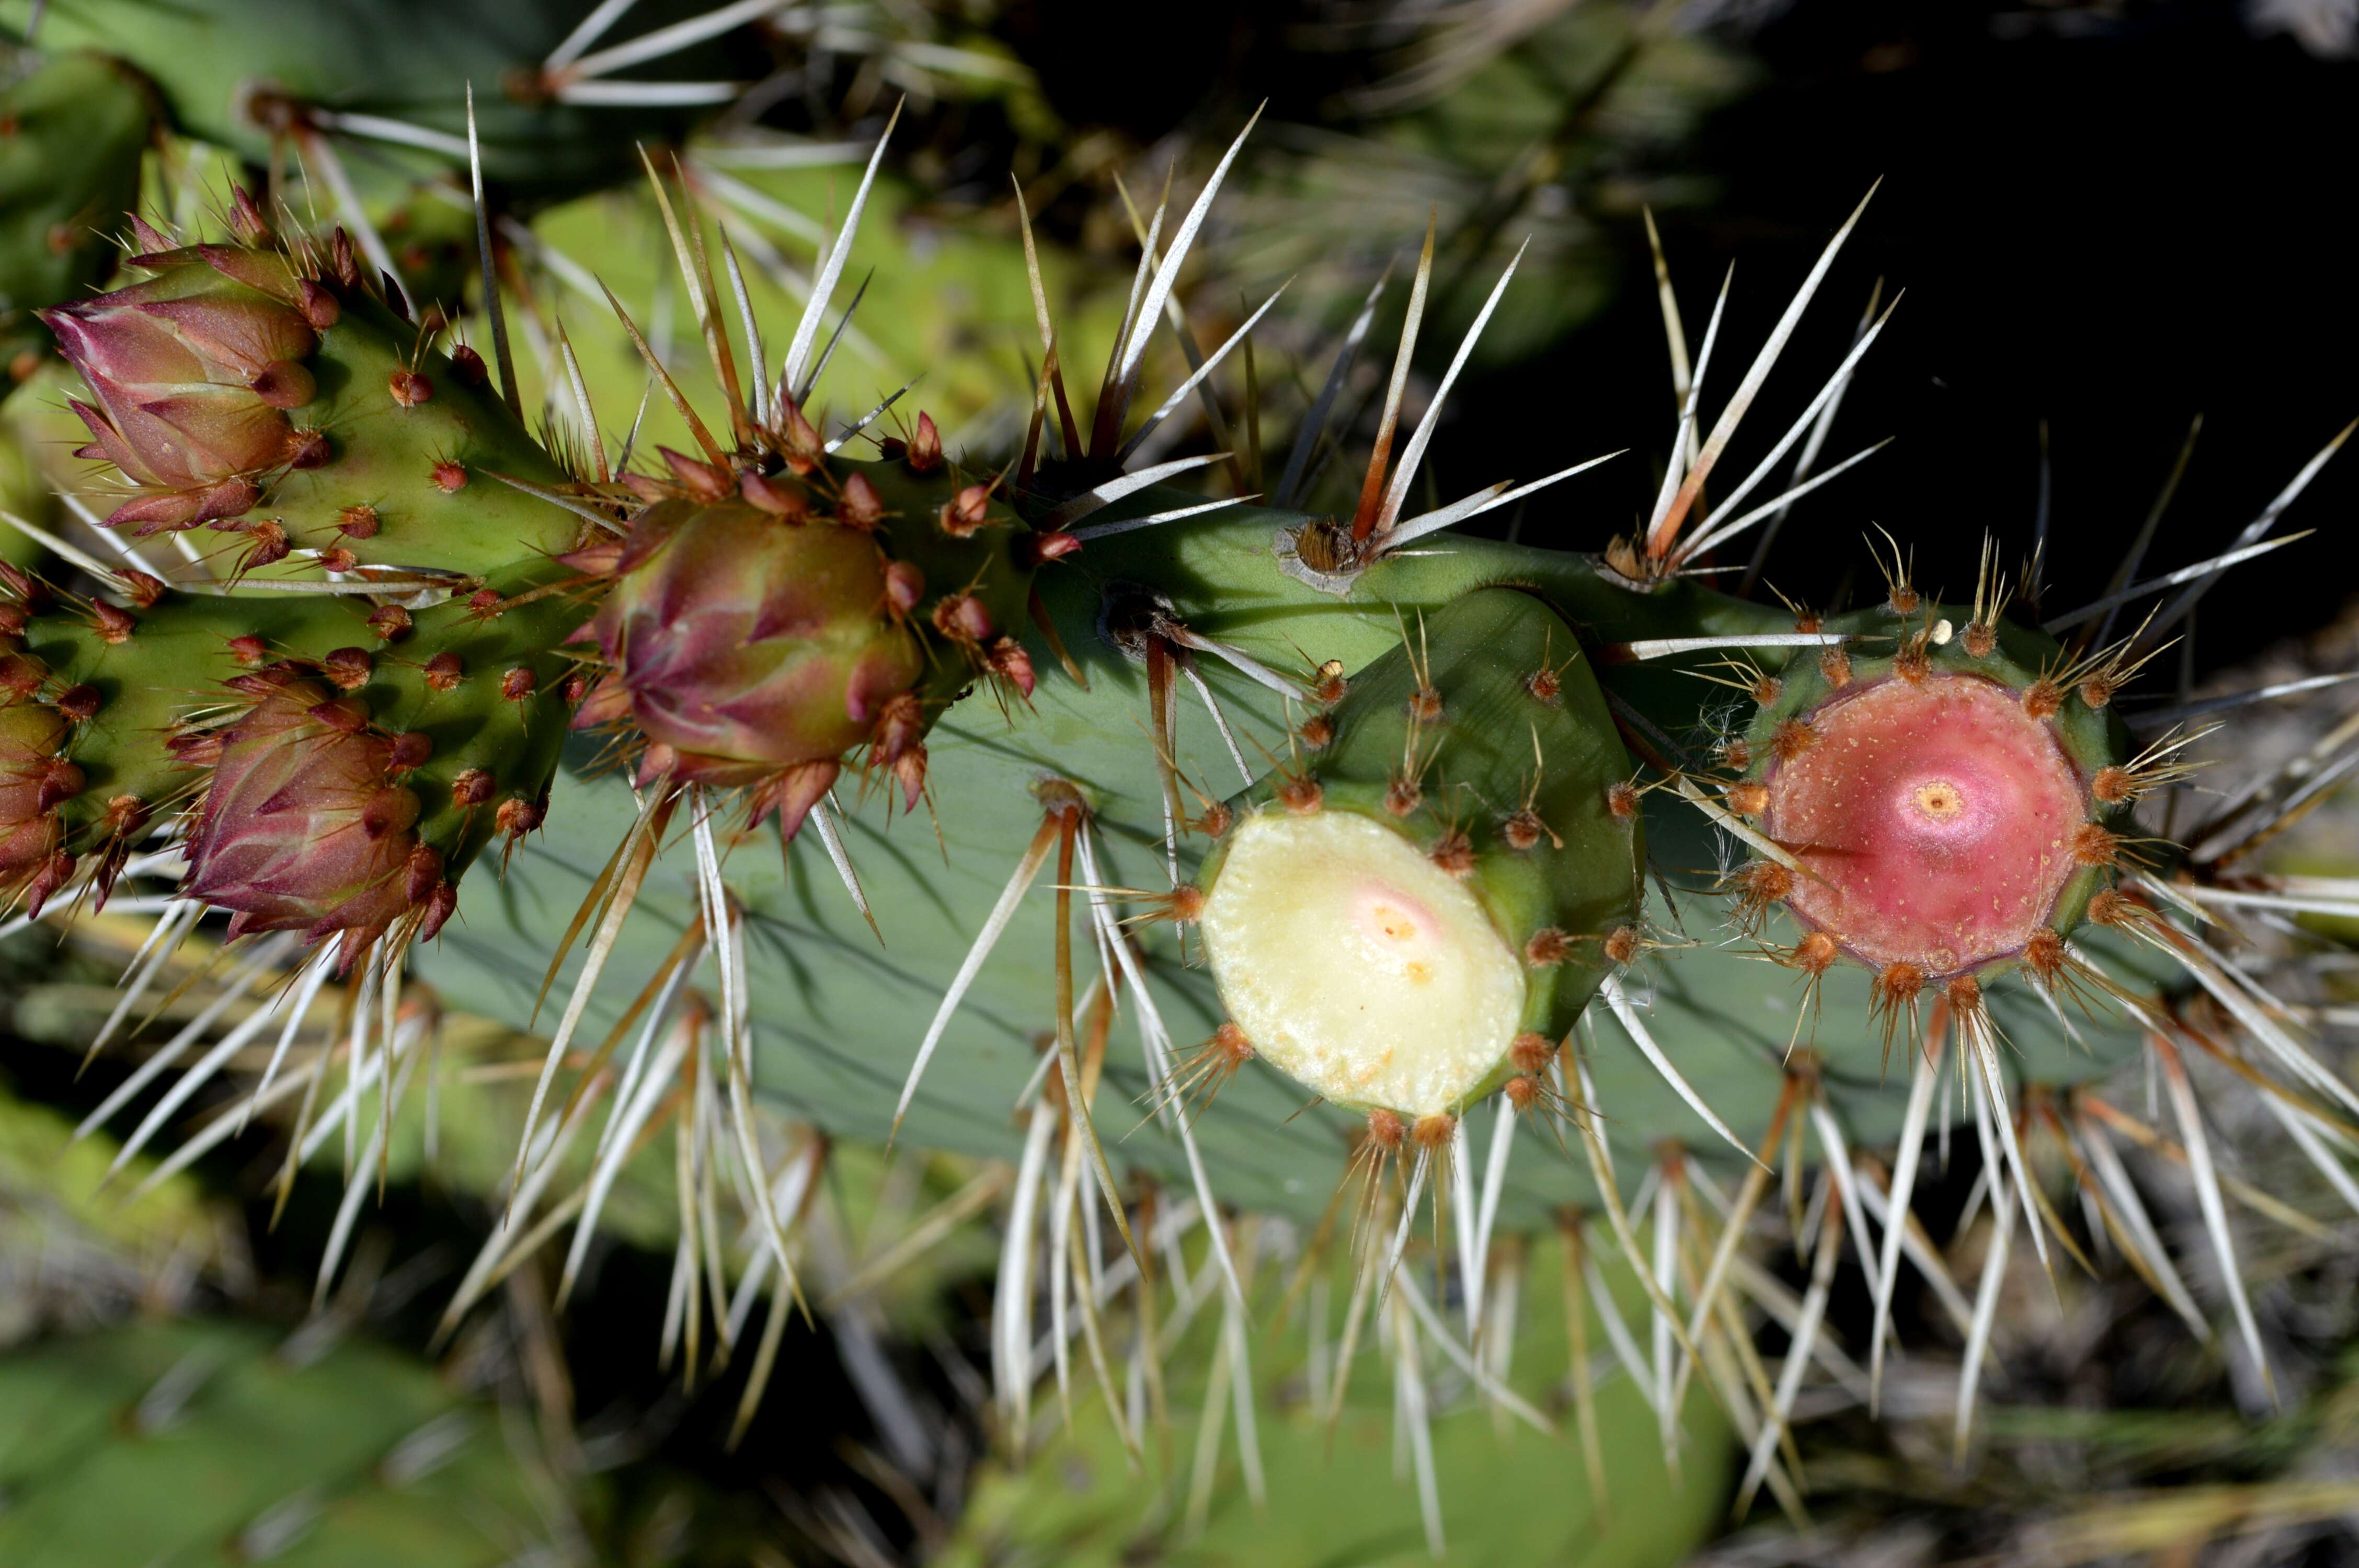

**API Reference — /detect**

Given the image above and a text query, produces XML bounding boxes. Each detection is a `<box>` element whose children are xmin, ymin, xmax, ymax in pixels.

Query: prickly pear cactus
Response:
<box><xmin>14</xmin><ymin>205</ymin><xmax>628</xmax><ymax>944</ymax></box>
<box><xmin>946</xmin><ymin>1228</ymin><xmax>1731</xmax><ymax>1567</ymax></box>
<box><xmin>12</xmin><ymin>87</ymin><xmax>2357</xmax><ymax>1541</ymax></box>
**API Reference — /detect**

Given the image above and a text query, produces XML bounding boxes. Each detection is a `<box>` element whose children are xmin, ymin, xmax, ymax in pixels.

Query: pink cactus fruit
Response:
<box><xmin>1761</xmin><ymin>672</ymin><xmax>2089</xmax><ymax>976</ymax></box>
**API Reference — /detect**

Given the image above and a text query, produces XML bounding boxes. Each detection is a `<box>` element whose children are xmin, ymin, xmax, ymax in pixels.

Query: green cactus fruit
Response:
<box><xmin>1195</xmin><ymin>586</ymin><xmax>1643</xmax><ymax>1126</ymax></box>
<box><xmin>0</xmin><ymin>51</ymin><xmax>152</xmax><ymax>394</ymax></box>
<box><xmin>0</xmin><ymin>1319</ymin><xmax>565</xmax><ymax>1566</ymax></box>
<box><xmin>3</xmin><ymin>0</ymin><xmax>737</xmax><ymax>203</ymax></box>
<box><xmin>42</xmin><ymin>229</ymin><xmax>578</xmax><ymax>570</ymax></box>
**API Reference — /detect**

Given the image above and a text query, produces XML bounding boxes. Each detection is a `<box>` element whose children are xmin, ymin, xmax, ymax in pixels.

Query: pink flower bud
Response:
<box><xmin>179</xmin><ymin>667</ymin><xmax>427</xmax><ymax>946</ymax></box>
<box><xmin>580</xmin><ymin>500</ymin><xmax>925</xmax><ymax>791</ymax></box>
<box><xmin>43</xmin><ymin>248</ymin><xmax>320</xmax><ymax>529</ymax></box>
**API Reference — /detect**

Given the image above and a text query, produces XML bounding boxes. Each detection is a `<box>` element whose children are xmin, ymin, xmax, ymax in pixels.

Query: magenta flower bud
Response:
<box><xmin>180</xmin><ymin>666</ymin><xmax>426</xmax><ymax>948</ymax></box>
<box><xmin>41</xmin><ymin>246</ymin><xmax>320</xmax><ymax>532</ymax></box>
<box><xmin>580</xmin><ymin>500</ymin><xmax>923</xmax><ymax>793</ymax></box>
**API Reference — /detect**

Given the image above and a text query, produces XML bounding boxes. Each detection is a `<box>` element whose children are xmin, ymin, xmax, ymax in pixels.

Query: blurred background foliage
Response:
<box><xmin>3</xmin><ymin>0</ymin><xmax>2356</xmax><ymax>1563</ymax></box>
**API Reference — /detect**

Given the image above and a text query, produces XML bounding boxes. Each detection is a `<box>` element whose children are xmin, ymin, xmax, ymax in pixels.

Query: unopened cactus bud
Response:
<box><xmin>180</xmin><ymin>665</ymin><xmax>429</xmax><ymax>949</ymax></box>
<box><xmin>42</xmin><ymin>246</ymin><xmax>321</xmax><ymax>531</ymax></box>
<box><xmin>578</xmin><ymin>499</ymin><xmax>923</xmax><ymax>789</ymax></box>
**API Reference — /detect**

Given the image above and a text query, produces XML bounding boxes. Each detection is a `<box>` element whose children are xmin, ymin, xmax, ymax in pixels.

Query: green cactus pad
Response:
<box><xmin>411</xmin><ymin>497</ymin><xmax>2147</xmax><ymax>1227</ymax></box>
<box><xmin>8</xmin><ymin>562</ymin><xmax>582</xmax><ymax>936</ymax></box>
<box><xmin>49</xmin><ymin>242</ymin><xmax>583</xmax><ymax>575</ymax></box>
<box><xmin>5</xmin><ymin>0</ymin><xmax>734</xmax><ymax>202</ymax></box>
<box><xmin>0</xmin><ymin>1320</ymin><xmax>560</xmax><ymax>1566</ymax></box>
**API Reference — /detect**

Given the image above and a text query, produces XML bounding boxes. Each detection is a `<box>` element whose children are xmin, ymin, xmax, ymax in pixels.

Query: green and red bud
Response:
<box><xmin>42</xmin><ymin>245</ymin><xmax>326</xmax><ymax>532</ymax></box>
<box><xmin>179</xmin><ymin>666</ymin><xmax>429</xmax><ymax>952</ymax></box>
<box><xmin>576</xmin><ymin>499</ymin><xmax>922</xmax><ymax>804</ymax></box>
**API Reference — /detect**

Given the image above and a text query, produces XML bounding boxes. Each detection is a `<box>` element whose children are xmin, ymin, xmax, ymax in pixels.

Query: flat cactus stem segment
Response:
<box><xmin>1765</xmin><ymin>673</ymin><xmax>2086</xmax><ymax>975</ymax></box>
<box><xmin>251</xmin><ymin>286</ymin><xmax>587</xmax><ymax>573</ymax></box>
<box><xmin>415</xmin><ymin>501</ymin><xmax>2148</xmax><ymax>1225</ymax></box>
<box><xmin>7</xmin><ymin>567</ymin><xmax>582</xmax><ymax>926</ymax></box>
<box><xmin>7</xmin><ymin>0</ymin><xmax>732</xmax><ymax>200</ymax></box>
<box><xmin>1197</xmin><ymin>586</ymin><xmax>1644</xmax><ymax>1118</ymax></box>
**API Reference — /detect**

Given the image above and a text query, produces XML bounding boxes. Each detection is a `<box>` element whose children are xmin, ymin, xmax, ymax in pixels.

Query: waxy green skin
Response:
<box><xmin>47</xmin><ymin>240</ymin><xmax>579</xmax><ymax>573</ymax></box>
<box><xmin>858</xmin><ymin>460</ymin><xmax>1040</xmax><ymax>716</ymax></box>
<box><xmin>216</xmin><ymin>287</ymin><xmax>582</xmax><ymax>576</ymax></box>
<box><xmin>1196</xmin><ymin>585</ymin><xmax>1645</xmax><ymax>1115</ymax></box>
<box><xmin>407</xmin><ymin>486</ymin><xmax>2154</xmax><ymax>1228</ymax></box>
